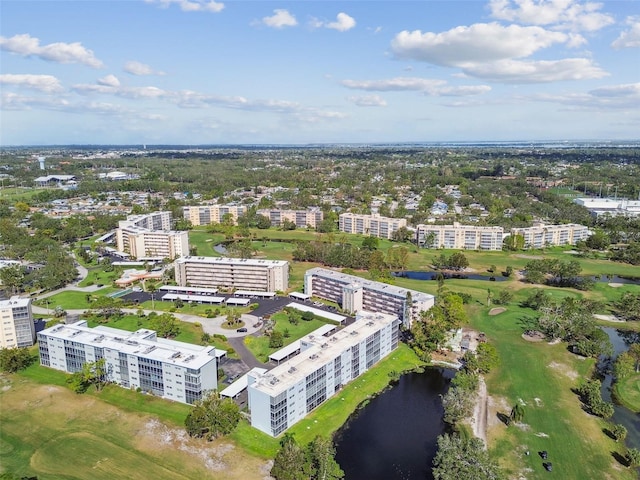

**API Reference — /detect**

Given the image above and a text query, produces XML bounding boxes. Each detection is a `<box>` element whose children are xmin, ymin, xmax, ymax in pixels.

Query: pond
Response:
<box><xmin>394</xmin><ymin>271</ymin><xmax>508</xmax><ymax>282</ymax></box>
<box><xmin>334</xmin><ymin>368</ymin><xmax>453</xmax><ymax>480</ymax></box>
<box><xmin>213</xmin><ymin>243</ymin><xmax>228</xmax><ymax>255</ymax></box>
<box><xmin>600</xmin><ymin>328</ymin><xmax>640</xmax><ymax>449</ymax></box>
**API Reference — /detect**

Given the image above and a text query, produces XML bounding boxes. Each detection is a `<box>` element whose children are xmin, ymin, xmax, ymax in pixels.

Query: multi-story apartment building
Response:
<box><xmin>116</xmin><ymin>211</ymin><xmax>188</xmax><ymax>260</ymax></box>
<box><xmin>248</xmin><ymin>310</ymin><xmax>399</xmax><ymax>436</ymax></box>
<box><xmin>257</xmin><ymin>208</ymin><xmax>323</xmax><ymax>229</ymax></box>
<box><xmin>183</xmin><ymin>204</ymin><xmax>247</xmax><ymax>226</ymax></box>
<box><xmin>510</xmin><ymin>223</ymin><xmax>590</xmax><ymax>249</ymax></box>
<box><xmin>304</xmin><ymin>268</ymin><xmax>434</xmax><ymax>327</ymax></box>
<box><xmin>175</xmin><ymin>256</ymin><xmax>289</xmax><ymax>292</ymax></box>
<box><xmin>339</xmin><ymin>213</ymin><xmax>407</xmax><ymax>240</ymax></box>
<box><xmin>0</xmin><ymin>296</ymin><xmax>35</xmax><ymax>348</ymax></box>
<box><xmin>415</xmin><ymin>222</ymin><xmax>504</xmax><ymax>251</ymax></box>
<box><xmin>37</xmin><ymin>320</ymin><xmax>217</xmax><ymax>405</ymax></box>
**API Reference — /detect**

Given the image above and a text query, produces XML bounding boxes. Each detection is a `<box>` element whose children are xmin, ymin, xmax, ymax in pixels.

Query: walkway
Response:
<box><xmin>228</xmin><ymin>336</ymin><xmax>270</xmax><ymax>369</ymax></box>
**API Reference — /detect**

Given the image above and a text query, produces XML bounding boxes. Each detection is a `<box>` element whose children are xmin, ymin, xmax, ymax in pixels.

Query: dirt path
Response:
<box><xmin>472</xmin><ymin>376</ymin><xmax>488</xmax><ymax>446</ymax></box>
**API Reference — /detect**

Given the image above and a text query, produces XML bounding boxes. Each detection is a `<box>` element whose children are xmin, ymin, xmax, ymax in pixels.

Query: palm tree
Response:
<box><xmin>510</xmin><ymin>403</ymin><xmax>525</xmax><ymax>423</ymax></box>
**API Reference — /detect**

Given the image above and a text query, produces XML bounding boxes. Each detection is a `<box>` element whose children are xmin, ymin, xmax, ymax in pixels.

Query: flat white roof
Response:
<box><xmin>286</xmin><ymin>302</ymin><xmax>346</xmax><ymax>323</ymax></box>
<box><xmin>306</xmin><ymin>267</ymin><xmax>434</xmax><ymax>303</ymax></box>
<box><xmin>0</xmin><ymin>296</ymin><xmax>30</xmax><ymax>308</ymax></box>
<box><xmin>226</xmin><ymin>298</ymin><xmax>251</xmax><ymax>306</ymax></box>
<box><xmin>161</xmin><ymin>293</ymin><xmax>225</xmax><ymax>304</ymax></box>
<box><xmin>220</xmin><ymin>367</ymin><xmax>268</xmax><ymax>398</ymax></box>
<box><xmin>234</xmin><ymin>290</ymin><xmax>276</xmax><ymax>297</ymax></box>
<box><xmin>269</xmin><ymin>324</ymin><xmax>337</xmax><ymax>362</ymax></box>
<box><xmin>177</xmin><ymin>256</ymin><xmax>288</xmax><ymax>268</ymax></box>
<box><xmin>289</xmin><ymin>292</ymin><xmax>310</xmax><ymax>300</ymax></box>
<box><xmin>159</xmin><ymin>285</ymin><xmax>219</xmax><ymax>295</ymax></box>
<box><xmin>40</xmin><ymin>321</ymin><xmax>217</xmax><ymax>370</ymax></box>
<box><xmin>254</xmin><ymin>311</ymin><xmax>397</xmax><ymax>396</ymax></box>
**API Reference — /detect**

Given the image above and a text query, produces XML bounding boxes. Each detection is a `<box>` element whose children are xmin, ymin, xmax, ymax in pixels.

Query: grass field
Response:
<box><xmin>0</xmin><ymin>373</ymin><xmax>267</xmax><ymax>480</ymax></box>
<box><xmin>471</xmin><ymin>303</ymin><xmax>636</xmax><ymax>480</ymax></box>
<box><xmin>613</xmin><ymin>374</ymin><xmax>640</xmax><ymax>413</ymax></box>
<box><xmin>188</xmin><ymin>230</ymin><xmax>226</xmax><ymax>256</ymax></box>
<box><xmin>243</xmin><ymin>313</ymin><xmax>330</xmax><ymax>362</ymax></box>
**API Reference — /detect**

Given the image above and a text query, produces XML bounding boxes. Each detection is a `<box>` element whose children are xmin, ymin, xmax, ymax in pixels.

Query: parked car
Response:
<box><xmin>237</xmin><ymin>327</ymin><xmax>247</xmax><ymax>332</ymax></box>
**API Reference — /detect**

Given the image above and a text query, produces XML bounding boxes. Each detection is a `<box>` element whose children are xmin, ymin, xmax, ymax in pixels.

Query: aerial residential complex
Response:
<box><xmin>37</xmin><ymin>321</ymin><xmax>218</xmax><ymax>405</ymax></box>
<box><xmin>175</xmin><ymin>256</ymin><xmax>289</xmax><ymax>292</ymax></box>
<box><xmin>0</xmin><ymin>296</ymin><xmax>35</xmax><ymax>349</ymax></box>
<box><xmin>510</xmin><ymin>223</ymin><xmax>590</xmax><ymax>248</ymax></box>
<box><xmin>183</xmin><ymin>204</ymin><xmax>247</xmax><ymax>226</ymax></box>
<box><xmin>116</xmin><ymin>211</ymin><xmax>188</xmax><ymax>260</ymax></box>
<box><xmin>304</xmin><ymin>267</ymin><xmax>434</xmax><ymax>327</ymax></box>
<box><xmin>257</xmin><ymin>208</ymin><xmax>323</xmax><ymax>229</ymax></box>
<box><xmin>248</xmin><ymin>310</ymin><xmax>399</xmax><ymax>437</ymax></box>
<box><xmin>415</xmin><ymin>222</ymin><xmax>504</xmax><ymax>250</ymax></box>
<box><xmin>339</xmin><ymin>213</ymin><xmax>407</xmax><ymax>240</ymax></box>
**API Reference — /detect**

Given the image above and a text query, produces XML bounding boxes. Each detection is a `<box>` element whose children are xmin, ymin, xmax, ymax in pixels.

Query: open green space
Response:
<box><xmin>1</xmin><ymin>370</ymin><xmax>265</xmax><ymax>480</ymax></box>
<box><xmin>614</xmin><ymin>374</ymin><xmax>640</xmax><ymax>413</ymax></box>
<box><xmin>0</xmin><ymin>186</ymin><xmax>47</xmax><ymax>201</ymax></box>
<box><xmin>78</xmin><ymin>268</ymin><xmax>121</xmax><ymax>287</ymax></box>
<box><xmin>244</xmin><ymin>313</ymin><xmax>329</xmax><ymax>362</ymax></box>
<box><xmin>187</xmin><ymin>230</ymin><xmax>225</xmax><ymax>256</ymax></box>
<box><xmin>471</xmin><ymin>303</ymin><xmax>635</xmax><ymax>480</ymax></box>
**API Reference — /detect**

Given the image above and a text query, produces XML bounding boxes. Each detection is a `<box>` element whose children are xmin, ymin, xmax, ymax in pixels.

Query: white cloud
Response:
<box><xmin>97</xmin><ymin>75</ymin><xmax>120</xmax><ymax>87</ymax></box>
<box><xmin>462</xmin><ymin>58</ymin><xmax>608</xmax><ymax>83</ymax></box>
<box><xmin>124</xmin><ymin>61</ymin><xmax>166</xmax><ymax>76</ymax></box>
<box><xmin>612</xmin><ymin>17</ymin><xmax>640</xmax><ymax>49</ymax></box>
<box><xmin>145</xmin><ymin>0</ymin><xmax>224</xmax><ymax>13</ymax></box>
<box><xmin>326</xmin><ymin>13</ymin><xmax>356</xmax><ymax>32</ymax></box>
<box><xmin>0</xmin><ymin>33</ymin><xmax>103</xmax><ymax>68</ymax></box>
<box><xmin>391</xmin><ymin>23</ymin><xmax>573</xmax><ymax>66</ymax></box>
<box><xmin>341</xmin><ymin>76</ymin><xmax>491</xmax><ymax>95</ymax></box>
<box><xmin>0</xmin><ymin>74</ymin><xmax>64</xmax><ymax>93</ymax></box>
<box><xmin>488</xmin><ymin>0</ymin><xmax>614</xmax><ymax>32</ymax></box>
<box><xmin>261</xmin><ymin>9</ymin><xmax>298</xmax><ymax>29</ymax></box>
<box><xmin>590</xmin><ymin>82</ymin><xmax>640</xmax><ymax>98</ymax></box>
<box><xmin>310</xmin><ymin>12</ymin><xmax>356</xmax><ymax>32</ymax></box>
<box><xmin>347</xmin><ymin>95</ymin><xmax>387</xmax><ymax>107</ymax></box>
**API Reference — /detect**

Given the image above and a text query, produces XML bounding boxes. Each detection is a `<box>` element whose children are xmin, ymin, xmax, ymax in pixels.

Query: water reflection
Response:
<box><xmin>334</xmin><ymin>368</ymin><xmax>454</xmax><ymax>480</ymax></box>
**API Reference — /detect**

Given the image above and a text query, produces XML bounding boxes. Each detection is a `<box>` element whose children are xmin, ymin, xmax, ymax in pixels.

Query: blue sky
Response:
<box><xmin>1</xmin><ymin>0</ymin><xmax>639</xmax><ymax>145</ymax></box>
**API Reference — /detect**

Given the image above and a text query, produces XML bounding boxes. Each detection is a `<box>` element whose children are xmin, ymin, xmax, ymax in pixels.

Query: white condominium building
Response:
<box><xmin>175</xmin><ymin>256</ymin><xmax>289</xmax><ymax>292</ymax></box>
<box><xmin>257</xmin><ymin>208</ymin><xmax>323</xmax><ymax>229</ymax></box>
<box><xmin>0</xmin><ymin>296</ymin><xmax>35</xmax><ymax>349</ymax></box>
<box><xmin>339</xmin><ymin>213</ymin><xmax>407</xmax><ymax>240</ymax></box>
<box><xmin>510</xmin><ymin>223</ymin><xmax>590</xmax><ymax>249</ymax></box>
<box><xmin>248</xmin><ymin>311</ymin><xmax>399</xmax><ymax>437</ymax></box>
<box><xmin>120</xmin><ymin>211</ymin><xmax>172</xmax><ymax>231</ymax></box>
<box><xmin>116</xmin><ymin>226</ymin><xmax>189</xmax><ymax>260</ymax></box>
<box><xmin>37</xmin><ymin>321</ymin><xmax>218</xmax><ymax>405</ymax></box>
<box><xmin>415</xmin><ymin>222</ymin><xmax>504</xmax><ymax>251</ymax></box>
<box><xmin>304</xmin><ymin>267</ymin><xmax>434</xmax><ymax>327</ymax></box>
<box><xmin>183</xmin><ymin>204</ymin><xmax>247</xmax><ymax>226</ymax></box>
<box><xmin>116</xmin><ymin>211</ymin><xmax>188</xmax><ymax>260</ymax></box>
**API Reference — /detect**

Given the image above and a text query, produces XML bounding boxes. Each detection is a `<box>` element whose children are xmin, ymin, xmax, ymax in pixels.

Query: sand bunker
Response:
<box><xmin>489</xmin><ymin>307</ymin><xmax>506</xmax><ymax>316</ymax></box>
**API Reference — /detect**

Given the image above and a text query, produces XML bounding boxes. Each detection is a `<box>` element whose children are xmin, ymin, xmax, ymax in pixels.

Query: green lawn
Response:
<box><xmin>614</xmin><ymin>374</ymin><xmax>640</xmax><ymax>413</ymax></box>
<box><xmin>188</xmin><ymin>230</ymin><xmax>225</xmax><ymax>256</ymax></box>
<box><xmin>470</xmin><ymin>303</ymin><xmax>636</xmax><ymax>480</ymax></box>
<box><xmin>78</xmin><ymin>267</ymin><xmax>121</xmax><ymax>287</ymax></box>
<box><xmin>244</xmin><ymin>313</ymin><xmax>329</xmax><ymax>362</ymax></box>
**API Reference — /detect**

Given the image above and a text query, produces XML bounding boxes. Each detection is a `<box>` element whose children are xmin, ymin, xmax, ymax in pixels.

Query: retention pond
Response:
<box><xmin>334</xmin><ymin>368</ymin><xmax>453</xmax><ymax>480</ymax></box>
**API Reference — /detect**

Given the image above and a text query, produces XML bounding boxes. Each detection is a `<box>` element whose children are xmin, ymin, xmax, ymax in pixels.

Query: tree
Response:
<box><xmin>269</xmin><ymin>331</ymin><xmax>284</xmax><ymax>348</ymax></box>
<box><xmin>614</xmin><ymin>351</ymin><xmax>636</xmax><ymax>379</ymax></box>
<box><xmin>361</xmin><ymin>235</ymin><xmax>379</xmax><ymax>251</ymax></box>
<box><xmin>150</xmin><ymin>312</ymin><xmax>181</xmax><ymax>338</ymax></box>
<box><xmin>504</xmin><ymin>265</ymin><xmax>514</xmax><ymax>277</ymax></box>
<box><xmin>0</xmin><ymin>264</ymin><xmax>25</xmax><ymax>294</ymax></box>
<box><xmin>626</xmin><ymin>448</ymin><xmax>640</xmax><ymax>468</ymax></box>
<box><xmin>271</xmin><ymin>433</ymin><xmax>308</xmax><ymax>480</ymax></box>
<box><xmin>503</xmin><ymin>234</ymin><xmax>525</xmax><ymax>251</ymax></box>
<box><xmin>432</xmin><ymin>433</ymin><xmax>505</xmax><ymax>480</ymax></box>
<box><xmin>510</xmin><ymin>403</ymin><xmax>525</xmax><ymax>423</ymax></box>
<box><xmin>185</xmin><ymin>390</ymin><xmax>241</xmax><ymax>440</ymax></box>
<box><xmin>0</xmin><ymin>347</ymin><xmax>33</xmax><ymax>373</ymax></box>
<box><xmin>474</xmin><ymin>343</ymin><xmax>500</xmax><ymax>374</ymax></box>
<box><xmin>305</xmin><ymin>436</ymin><xmax>344</xmax><ymax>480</ymax></box>
<box><xmin>611</xmin><ymin>424</ymin><xmax>627</xmax><ymax>442</ymax></box>
<box><xmin>67</xmin><ymin>359</ymin><xmax>107</xmax><ymax>393</ymax></box>
<box><xmin>442</xmin><ymin>386</ymin><xmax>475</xmax><ymax>425</ymax></box>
